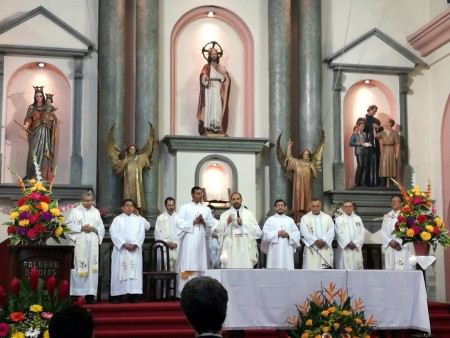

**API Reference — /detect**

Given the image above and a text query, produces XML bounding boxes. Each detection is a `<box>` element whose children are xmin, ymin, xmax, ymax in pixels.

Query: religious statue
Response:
<box><xmin>197</xmin><ymin>41</ymin><xmax>231</xmax><ymax>136</ymax></box>
<box><xmin>276</xmin><ymin>131</ymin><xmax>324</xmax><ymax>223</ymax></box>
<box><xmin>361</xmin><ymin>104</ymin><xmax>381</xmax><ymax>187</ymax></box>
<box><xmin>107</xmin><ymin>122</ymin><xmax>155</xmax><ymax>210</ymax></box>
<box><xmin>22</xmin><ymin>86</ymin><xmax>57</xmax><ymax>180</ymax></box>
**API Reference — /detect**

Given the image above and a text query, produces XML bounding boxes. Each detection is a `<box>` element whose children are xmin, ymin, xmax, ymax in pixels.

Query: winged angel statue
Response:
<box><xmin>276</xmin><ymin>131</ymin><xmax>324</xmax><ymax>223</ymax></box>
<box><xmin>107</xmin><ymin>122</ymin><xmax>155</xmax><ymax>210</ymax></box>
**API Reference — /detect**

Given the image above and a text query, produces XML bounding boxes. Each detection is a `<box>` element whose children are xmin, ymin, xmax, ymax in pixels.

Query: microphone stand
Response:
<box><xmin>301</xmin><ymin>235</ymin><xmax>333</xmax><ymax>269</ymax></box>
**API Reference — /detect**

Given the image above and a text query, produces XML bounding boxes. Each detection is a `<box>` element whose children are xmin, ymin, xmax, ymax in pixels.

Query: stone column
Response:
<box><xmin>97</xmin><ymin>0</ymin><xmax>126</xmax><ymax>212</ymax></box>
<box><xmin>332</xmin><ymin>69</ymin><xmax>344</xmax><ymax>190</ymax></box>
<box><xmin>268</xmin><ymin>0</ymin><xmax>291</xmax><ymax>209</ymax></box>
<box><xmin>399</xmin><ymin>74</ymin><xmax>412</xmax><ymax>188</ymax></box>
<box><xmin>70</xmin><ymin>57</ymin><xmax>84</xmax><ymax>184</ymax></box>
<box><xmin>135</xmin><ymin>0</ymin><xmax>159</xmax><ymax>219</ymax></box>
<box><xmin>298</xmin><ymin>0</ymin><xmax>323</xmax><ymax>199</ymax></box>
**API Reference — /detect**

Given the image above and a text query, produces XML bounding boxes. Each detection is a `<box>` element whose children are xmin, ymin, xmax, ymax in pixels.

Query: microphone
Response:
<box><xmin>301</xmin><ymin>236</ymin><xmax>333</xmax><ymax>269</ymax></box>
<box><xmin>236</xmin><ymin>209</ymin><xmax>240</xmax><ymax>218</ymax></box>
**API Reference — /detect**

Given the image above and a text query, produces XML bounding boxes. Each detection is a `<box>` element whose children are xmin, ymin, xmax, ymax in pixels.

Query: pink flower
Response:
<box><xmin>29</xmin><ymin>192</ymin><xmax>41</xmax><ymax>200</ymax></box>
<box><xmin>0</xmin><ymin>322</ymin><xmax>8</xmax><ymax>337</ymax></box>
<box><xmin>29</xmin><ymin>267</ymin><xmax>39</xmax><ymax>293</ymax></box>
<box><xmin>29</xmin><ymin>213</ymin><xmax>40</xmax><ymax>224</ymax></box>
<box><xmin>412</xmin><ymin>196</ymin><xmax>422</xmax><ymax>205</ymax></box>
<box><xmin>41</xmin><ymin>312</ymin><xmax>53</xmax><ymax>319</ymax></box>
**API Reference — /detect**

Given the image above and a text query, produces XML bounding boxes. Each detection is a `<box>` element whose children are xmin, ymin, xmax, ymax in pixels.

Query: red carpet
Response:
<box><xmin>86</xmin><ymin>301</ymin><xmax>450</xmax><ymax>337</ymax></box>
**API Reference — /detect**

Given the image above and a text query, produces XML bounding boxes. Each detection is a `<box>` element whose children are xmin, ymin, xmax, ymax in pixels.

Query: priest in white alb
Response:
<box><xmin>154</xmin><ymin>197</ymin><xmax>178</xmax><ymax>271</ymax></box>
<box><xmin>67</xmin><ymin>191</ymin><xmax>105</xmax><ymax>304</ymax></box>
<box><xmin>109</xmin><ymin>199</ymin><xmax>147</xmax><ymax>303</ymax></box>
<box><xmin>176</xmin><ymin>186</ymin><xmax>215</xmax><ymax>296</ymax></box>
<box><xmin>218</xmin><ymin>192</ymin><xmax>261</xmax><ymax>268</ymax></box>
<box><xmin>300</xmin><ymin>198</ymin><xmax>335</xmax><ymax>269</ymax></box>
<box><xmin>334</xmin><ymin>201</ymin><xmax>365</xmax><ymax>270</ymax></box>
<box><xmin>261</xmin><ymin>199</ymin><xmax>300</xmax><ymax>269</ymax></box>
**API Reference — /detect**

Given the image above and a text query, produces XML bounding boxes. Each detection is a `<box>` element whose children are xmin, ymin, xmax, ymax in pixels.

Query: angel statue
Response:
<box><xmin>276</xmin><ymin>131</ymin><xmax>324</xmax><ymax>223</ymax></box>
<box><xmin>107</xmin><ymin>122</ymin><xmax>155</xmax><ymax>210</ymax></box>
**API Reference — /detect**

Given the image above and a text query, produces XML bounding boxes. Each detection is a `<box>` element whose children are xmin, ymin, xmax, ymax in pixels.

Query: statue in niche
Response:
<box><xmin>107</xmin><ymin>122</ymin><xmax>155</xmax><ymax>210</ymax></box>
<box><xmin>22</xmin><ymin>86</ymin><xmax>57</xmax><ymax>180</ymax></box>
<box><xmin>277</xmin><ymin>131</ymin><xmax>325</xmax><ymax>223</ymax></box>
<box><xmin>197</xmin><ymin>41</ymin><xmax>231</xmax><ymax>136</ymax></box>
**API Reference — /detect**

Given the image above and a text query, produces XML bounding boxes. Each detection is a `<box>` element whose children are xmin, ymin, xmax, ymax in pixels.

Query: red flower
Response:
<box><xmin>29</xmin><ymin>213</ymin><xmax>40</xmax><ymax>224</ymax></box>
<box><xmin>10</xmin><ymin>277</ymin><xmax>19</xmax><ymax>296</ymax></box>
<box><xmin>29</xmin><ymin>267</ymin><xmax>39</xmax><ymax>293</ymax></box>
<box><xmin>33</xmin><ymin>224</ymin><xmax>46</xmax><ymax>234</ymax></box>
<box><xmin>40</xmin><ymin>195</ymin><xmax>50</xmax><ymax>204</ymax></box>
<box><xmin>397</xmin><ymin>215</ymin><xmax>405</xmax><ymax>223</ymax></box>
<box><xmin>9</xmin><ymin>312</ymin><xmax>25</xmax><ymax>322</ymax></box>
<box><xmin>394</xmin><ymin>222</ymin><xmax>400</xmax><ymax>230</ymax></box>
<box><xmin>46</xmin><ymin>275</ymin><xmax>56</xmax><ymax>298</ymax></box>
<box><xmin>7</xmin><ymin>225</ymin><xmax>15</xmax><ymax>235</ymax></box>
<box><xmin>433</xmin><ymin>227</ymin><xmax>440</xmax><ymax>235</ymax></box>
<box><xmin>17</xmin><ymin>196</ymin><xmax>29</xmax><ymax>207</ymax></box>
<box><xmin>417</xmin><ymin>214</ymin><xmax>427</xmax><ymax>224</ymax></box>
<box><xmin>0</xmin><ymin>322</ymin><xmax>8</xmax><ymax>337</ymax></box>
<box><xmin>411</xmin><ymin>226</ymin><xmax>421</xmax><ymax>235</ymax></box>
<box><xmin>58</xmin><ymin>279</ymin><xmax>69</xmax><ymax>300</ymax></box>
<box><xmin>26</xmin><ymin>228</ymin><xmax>37</xmax><ymax>240</ymax></box>
<box><xmin>412</xmin><ymin>196</ymin><xmax>422</xmax><ymax>205</ymax></box>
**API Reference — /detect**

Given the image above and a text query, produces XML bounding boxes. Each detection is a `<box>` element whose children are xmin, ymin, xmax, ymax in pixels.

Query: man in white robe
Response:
<box><xmin>381</xmin><ymin>195</ymin><xmax>413</xmax><ymax>270</ymax></box>
<box><xmin>261</xmin><ymin>199</ymin><xmax>300</xmax><ymax>269</ymax></box>
<box><xmin>176</xmin><ymin>186</ymin><xmax>215</xmax><ymax>296</ymax></box>
<box><xmin>154</xmin><ymin>197</ymin><xmax>178</xmax><ymax>271</ymax></box>
<box><xmin>67</xmin><ymin>191</ymin><xmax>105</xmax><ymax>304</ymax></box>
<box><xmin>300</xmin><ymin>198</ymin><xmax>335</xmax><ymax>269</ymax></box>
<box><xmin>110</xmin><ymin>199</ymin><xmax>147</xmax><ymax>303</ymax></box>
<box><xmin>334</xmin><ymin>201</ymin><xmax>365</xmax><ymax>270</ymax></box>
<box><xmin>218</xmin><ymin>192</ymin><xmax>261</xmax><ymax>268</ymax></box>
<box><xmin>208</xmin><ymin>204</ymin><xmax>221</xmax><ymax>269</ymax></box>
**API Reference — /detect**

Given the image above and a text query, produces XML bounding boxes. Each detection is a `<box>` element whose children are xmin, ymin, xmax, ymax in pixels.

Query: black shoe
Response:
<box><xmin>85</xmin><ymin>295</ymin><xmax>95</xmax><ymax>304</ymax></box>
<box><xmin>110</xmin><ymin>296</ymin><xmax>122</xmax><ymax>304</ymax></box>
<box><xmin>128</xmin><ymin>294</ymin><xmax>140</xmax><ymax>303</ymax></box>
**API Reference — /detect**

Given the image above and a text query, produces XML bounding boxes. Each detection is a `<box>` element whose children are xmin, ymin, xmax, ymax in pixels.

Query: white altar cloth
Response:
<box><xmin>205</xmin><ymin>269</ymin><xmax>430</xmax><ymax>333</ymax></box>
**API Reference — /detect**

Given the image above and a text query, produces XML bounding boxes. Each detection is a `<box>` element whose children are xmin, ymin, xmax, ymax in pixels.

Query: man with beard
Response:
<box><xmin>154</xmin><ymin>197</ymin><xmax>178</xmax><ymax>271</ymax></box>
<box><xmin>176</xmin><ymin>186</ymin><xmax>215</xmax><ymax>296</ymax></box>
<box><xmin>218</xmin><ymin>192</ymin><xmax>261</xmax><ymax>268</ymax></box>
<box><xmin>261</xmin><ymin>199</ymin><xmax>300</xmax><ymax>269</ymax></box>
<box><xmin>300</xmin><ymin>198</ymin><xmax>335</xmax><ymax>269</ymax></box>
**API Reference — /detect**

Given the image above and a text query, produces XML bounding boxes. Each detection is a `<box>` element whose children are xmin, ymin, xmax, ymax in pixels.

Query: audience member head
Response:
<box><xmin>180</xmin><ymin>276</ymin><xmax>228</xmax><ymax>335</ymax></box>
<box><xmin>49</xmin><ymin>305</ymin><xmax>94</xmax><ymax>338</ymax></box>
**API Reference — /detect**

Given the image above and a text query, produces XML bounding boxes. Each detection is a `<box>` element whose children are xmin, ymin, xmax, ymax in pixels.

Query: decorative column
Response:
<box><xmin>70</xmin><ymin>57</ymin><xmax>83</xmax><ymax>184</ymax></box>
<box><xmin>135</xmin><ymin>0</ymin><xmax>159</xmax><ymax>219</ymax></box>
<box><xmin>298</xmin><ymin>0</ymin><xmax>323</xmax><ymax>198</ymax></box>
<box><xmin>332</xmin><ymin>69</ymin><xmax>344</xmax><ymax>190</ymax></box>
<box><xmin>268</xmin><ymin>0</ymin><xmax>291</xmax><ymax>209</ymax></box>
<box><xmin>97</xmin><ymin>0</ymin><xmax>126</xmax><ymax>211</ymax></box>
<box><xmin>399</xmin><ymin>73</ymin><xmax>412</xmax><ymax>188</ymax></box>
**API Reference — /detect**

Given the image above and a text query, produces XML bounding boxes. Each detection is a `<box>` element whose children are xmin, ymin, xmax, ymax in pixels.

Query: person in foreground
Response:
<box><xmin>180</xmin><ymin>276</ymin><xmax>228</xmax><ymax>338</ymax></box>
<box><xmin>49</xmin><ymin>305</ymin><xmax>94</xmax><ymax>338</ymax></box>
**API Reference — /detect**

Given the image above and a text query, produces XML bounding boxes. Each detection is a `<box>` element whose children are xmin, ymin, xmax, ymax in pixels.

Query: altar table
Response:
<box><xmin>206</xmin><ymin>269</ymin><xmax>430</xmax><ymax>333</ymax></box>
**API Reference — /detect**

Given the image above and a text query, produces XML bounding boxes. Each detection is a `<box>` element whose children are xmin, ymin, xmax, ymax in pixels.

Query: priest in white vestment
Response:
<box><xmin>176</xmin><ymin>186</ymin><xmax>215</xmax><ymax>296</ymax></box>
<box><xmin>154</xmin><ymin>197</ymin><xmax>178</xmax><ymax>271</ymax></box>
<box><xmin>381</xmin><ymin>195</ymin><xmax>413</xmax><ymax>270</ymax></box>
<box><xmin>261</xmin><ymin>199</ymin><xmax>300</xmax><ymax>269</ymax></box>
<box><xmin>300</xmin><ymin>198</ymin><xmax>335</xmax><ymax>269</ymax></box>
<box><xmin>110</xmin><ymin>199</ymin><xmax>147</xmax><ymax>303</ymax></box>
<box><xmin>208</xmin><ymin>204</ymin><xmax>221</xmax><ymax>269</ymax></box>
<box><xmin>218</xmin><ymin>192</ymin><xmax>261</xmax><ymax>268</ymax></box>
<box><xmin>67</xmin><ymin>192</ymin><xmax>105</xmax><ymax>303</ymax></box>
<box><xmin>334</xmin><ymin>201</ymin><xmax>365</xmax><ymax>270</ymax></box>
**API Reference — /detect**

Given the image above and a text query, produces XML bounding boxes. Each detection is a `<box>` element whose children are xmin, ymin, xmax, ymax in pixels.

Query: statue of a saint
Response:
<box><xmin>23</xmin><ymin>86</ymin><xmax>57</xmax><ymax>180</ymax></box>
<box><xmin>197</xmin><ymin>41</ymin><xmax>231</xmax><ymax>136</ymax></box>
<box><xmin>107</xmin><ymin>122</ymin><xmax>155</xmax><ymax>210</ymax></box>
<box><xmin>277</xmin><ymin>132</ymin><xmax>324</xmax><ymax>223</ymax></box>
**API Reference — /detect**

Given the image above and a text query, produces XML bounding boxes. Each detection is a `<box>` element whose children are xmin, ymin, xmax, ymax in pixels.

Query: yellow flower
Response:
<box><xmin>28</xmin><ymin>179</ymin><xmax>36</xmax><ymax>184</ymax></box>
<box><xmin>333</xmin><ymin>323</ymin><xmax>340</xmax><ymax>329</ymax></box>
<box><xmin>30</xmin><ymin>186</ymin><xmax>37</xmax><ymax>192</ymax></box>
<box><xmin>322</xmin><ymin>326</ymin><xmax>330</xmax><ymax>332</ymax></box>
<box><xmin>354</xmin><ymin>318</ymin><xmax>363</xmax><ymax>324</ymax></box>
<box><xmin>55</xmin><ymin>226</ymin><xmax>63</xmax><ymax>236</ymax></box>
<box><xmin>342</xmin><ymin>310</ymin><xmax>351</xmax><ymax>316</ymax></box>
<box><xmin>327</xmin><ymin>307</ymin><xmax>336</xmax><ymax>313</ymax></box>
<box><xmin>37</xmin><ymin>185</ymin><xmax>47</xmax><ymax>192</ymax></box>
<box><xmin>11</xmin><ymin>332</ymin><xmax>25</xmax><ymax>338</ymax></box>
<box><xmin>9</xmin><ymin>211</ymin><xmax>19</xmax><ymax>219</ymax></box>
<box><xmin>43</xmin><ymin>330</ymin><xmax>49</xmax><ymax>338</ymax></box>
<box><xmin>30</xmin><ymin>304</ymin><xmax>43</xmax><ymax>312</ymax></box>
<box><xmin>420</xmin><ymin>231</ymin><xmax>431</xmax><ymax>241</ymax></box>
<box><xmin>41</xmin><ymin>202</ymin><xmax>49</xmax><ymax>212</ymax></box>
<box><xmin>344</xmin><ymin>326</ymin><xmax>353</xmax><ymax>333</ymax></box>
<box><xmin>314</xmin><ymin>335</ymin><xmax>321</xmax><ymax>338</ymax></box>
<box><xmin>19</xmin><ymin>219</ymin><xmax>29</xmax><ymax>226</ymax></box>
<box><xmin>435</xmin><ymin>217</ymin><xmax>444</xmax><ymax>228</ymax></box>
<box><xmin>321</xmin><ymin>310</ymin><xmax>329</xmax><ymax>316</ymax></box>
<box><xmin>425</xmin><ymin>225</ymin><xmax>434</xmax><ymax>232</ymax></box>
<box><xmin>301</xmin><ymin>333</ymin><xmax>309</xmax><ymax>338</ymax></box>
<box><xmin>50</xmin><ymin>208</ymin><xmax>61</xmax><ymax>216</ymax></box>
<box><xmin>406</xmin><ymin>229</ymin><xmax>415</xmax><ymax>237</ymax></box>
<box><xmin>18</xmin><ymin>205</ymin><xmax>29</xmax><ymax>211</ymax></box>
<box><xmin>305</xmin><ymin>319</ymin><xmax>313</xmax><ymax>326</ymax></box>
<box><xmin>58</xmin><ymin>216</ymin><xmax>65</xmax><ymax>222</ymax></box>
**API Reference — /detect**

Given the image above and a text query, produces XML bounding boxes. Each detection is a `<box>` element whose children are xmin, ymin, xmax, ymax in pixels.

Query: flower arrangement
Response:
<box><xmin>99</xmin><ymin>209</ymin><xmax>113</xmax><ymax>224</ymax></box>
<box><xmin>288</xmin><ymin>283</ymin><xmax>374</xmax><ymax>338</ymax></box>
<box><xmin>3</xmin><ymin>158</ymin><xmax>69</xmax><ymax>246</ymax></box>
<box><xmin>0</xmin><ymin>267</ymin><xmax>70</xmax><ymax>338</ymax></box>
<box><xmin>391</xmin><ymin>179</ymin><xmax>450</xmax><ymax>250</ymax></box>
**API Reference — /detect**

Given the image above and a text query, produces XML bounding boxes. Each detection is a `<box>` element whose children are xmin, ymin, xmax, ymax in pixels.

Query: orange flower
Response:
<box><xmin>9</xmin><ymin>311</ymin><xmax>25</xmax><ymax>322</ymax></box>
<box><xmin>305</xmin><ymin>319</ymin><xmax>312</xmax><ymax>326</ymax></box>
<box><xmin>344</xmin><ymin>326</ymin><xmax>353</xmax><ymax>333</ymax></box>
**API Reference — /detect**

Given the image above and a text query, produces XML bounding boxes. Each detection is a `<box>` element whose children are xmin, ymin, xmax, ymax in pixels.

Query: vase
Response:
<box><xmin>413</xmin><ymin>242</ymin><xmax>430</xmax><ymax>256</ymax></box>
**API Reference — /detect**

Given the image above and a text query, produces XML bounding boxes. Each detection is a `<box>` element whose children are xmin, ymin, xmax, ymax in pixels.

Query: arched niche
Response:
<box><xmin>4</xmin><ymin>62</ymin><xmax>71</xmax><ymax>183</ymax></box>
<box><xmin>170</xmin><ymin>6</ymin><xmax>254</xmax><ymax>137</ymax></box>
<box><xmin>343</xmin><ymin>79</ymin><xmax>397</xmax><ymax>189</ymax></box>
<box><xmin>195</xmin><ymin>154</ymin><xmax>237</xmax><ymax>205</ymax></box>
